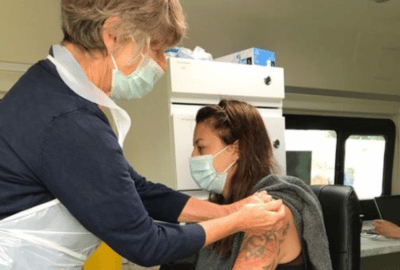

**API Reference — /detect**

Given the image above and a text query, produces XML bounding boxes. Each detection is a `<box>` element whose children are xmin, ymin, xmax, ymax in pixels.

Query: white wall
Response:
<box><xmin>0</xmin><ymin>0</ymin><xmax>62</xmax><ymax>63</ymax></box>
<box><xmin>0</xmin><ymin>0</ymin><xmax>62</xmax><ymax>94</ymax></box>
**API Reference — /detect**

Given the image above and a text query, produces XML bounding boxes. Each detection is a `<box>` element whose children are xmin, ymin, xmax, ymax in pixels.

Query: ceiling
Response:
<box><xmin>180</xmin><ymin>0</ymin><xmax>400</xmax><ymax>51</ymax></box>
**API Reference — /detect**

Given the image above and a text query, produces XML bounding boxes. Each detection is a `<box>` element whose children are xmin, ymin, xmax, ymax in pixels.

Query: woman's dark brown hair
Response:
<box><xmin>195</xmin><ymin>99</ymin><xmax>275</xmax><ymax>257</ymax></box>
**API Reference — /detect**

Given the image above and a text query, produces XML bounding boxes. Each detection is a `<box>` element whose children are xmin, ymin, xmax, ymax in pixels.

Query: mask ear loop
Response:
<box><xmin>213</xmin><ymin>140</ymin><xmax>239</xmax><ymax>158</ymax></box>
<box><xmin>130</xmin><ymin>35</ymin><xmax>150</xmax><ymax>68</ymax></box>
<box><xmin>223</xmin><ymin>159</ymin><xmax>237</xmax><ymax>173</ymax></box>
<box><xmin>111</xmin><ymin>36</ymin><xmax>148</xmax><ymax>73</ymax></box>
<box><xmin>111</xmin><ymin>55</ymin><xmax>118</xmax><ymax>70</ymax></box>
<box><xmin>212</xmin><ymin>144</ymin><xmax>231</xmax><ymax>158</ymax></box>
<box><xmin>214</xmin><ymin>141</ymin><xmax>239</xmax><ymax>173</ymax></box>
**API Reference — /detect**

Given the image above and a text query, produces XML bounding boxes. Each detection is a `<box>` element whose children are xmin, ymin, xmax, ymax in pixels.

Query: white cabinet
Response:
<box><xmin>168</xmin><ymin>58</ymin><xmax>284</xmax><ymax>103</ymax></box>
<box><xmin>261</xmin><ymin>114</ymin><xmax>287</xmax><ymax>175</ymax></box>
<box><xmin>118</xmin><ymin>58</ymin><xmax>286</xmax><ymax>191</ymax></box>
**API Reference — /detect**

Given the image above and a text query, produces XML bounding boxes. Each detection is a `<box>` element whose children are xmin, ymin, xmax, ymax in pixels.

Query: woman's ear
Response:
<box><xmin>102</xmin><ymin>17</ymin><xmax>119</xmax><ymax>55</ymax></box>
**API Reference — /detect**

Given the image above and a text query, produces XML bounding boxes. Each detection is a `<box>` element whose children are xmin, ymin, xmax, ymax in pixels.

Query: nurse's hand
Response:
<box><xmin>372</xmin><ymin>219</ymin><xmax>400</xmax><ymax>239</ymax></box>
<box><xmin>253</xmin><ymin>190</ymin><xmax>274</xmax><ymax>203</ymax></box>
<box><xmin>228</xmin><ymin>190</ymin><xmax>273</xmax><ymax>214</ymax></box>
<box><xmin>236</xmin><ymin>199</ymin><xmax>286</xmax><ymax>236</ymax></box>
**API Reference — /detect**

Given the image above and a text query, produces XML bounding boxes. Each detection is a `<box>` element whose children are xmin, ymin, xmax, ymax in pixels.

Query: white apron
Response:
<box><xmin>0</xmin><ymin>199</ymin><xmax>102</xmax><ymax>270</ymax></box>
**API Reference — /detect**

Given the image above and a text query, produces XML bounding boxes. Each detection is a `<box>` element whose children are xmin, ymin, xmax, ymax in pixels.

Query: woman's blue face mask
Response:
<box><xmin>189</xmin><ymin>145</ymin><xmax>237</xmax><ymax>194</ymax></box>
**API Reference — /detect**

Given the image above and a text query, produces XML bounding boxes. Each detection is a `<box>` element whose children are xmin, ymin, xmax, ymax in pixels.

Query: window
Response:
<box><xmin>344</xmin><ymin>135</ymin><xmax>386</xmax><ymax>199</ymax></box>
<box><xmin>284</xmin><ymin>114</ymin><xmax>396</xmax><ymax>218</ymax></box>
<box><xmin>286</xmin><ymin>130</ymin><xmax>336</xmax><ymax>185</ymax></box>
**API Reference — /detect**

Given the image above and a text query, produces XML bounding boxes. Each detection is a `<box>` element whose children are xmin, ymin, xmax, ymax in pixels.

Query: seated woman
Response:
<box><xmin>162</xmin><ymin>99</ymin><xmax>331</xmax><ymax>270</ymax></box>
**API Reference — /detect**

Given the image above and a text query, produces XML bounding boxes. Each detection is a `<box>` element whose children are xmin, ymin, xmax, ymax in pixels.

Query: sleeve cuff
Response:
<box><xmin>182</xmin><ymin>223</ymin><xmax>206</xmax><ymax>252</ymax></box>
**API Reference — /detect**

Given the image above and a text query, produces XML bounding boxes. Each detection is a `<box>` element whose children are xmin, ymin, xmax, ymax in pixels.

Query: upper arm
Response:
<box><xmin>232</xmin><ymin>204</ymin><xmax>301</xmax><ymax>270</ymax></box>
<box><xmin>129</xmin><ymin>167</ymin><xmax>190</xmax><ymax>222</ymax></box>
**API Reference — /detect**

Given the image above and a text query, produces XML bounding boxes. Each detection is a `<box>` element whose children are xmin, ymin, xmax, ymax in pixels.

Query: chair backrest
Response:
<box><xmin>310</xmin><ymin>185</ymin><xmax>362</xmax><ymax>270</ymax></box>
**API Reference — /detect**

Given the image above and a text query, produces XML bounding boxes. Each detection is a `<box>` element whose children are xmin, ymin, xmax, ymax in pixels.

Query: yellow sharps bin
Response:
<box><xmin>84</xmin><ymin>243</ymin><xmax>122</xmax><ymax>270</ymax></box>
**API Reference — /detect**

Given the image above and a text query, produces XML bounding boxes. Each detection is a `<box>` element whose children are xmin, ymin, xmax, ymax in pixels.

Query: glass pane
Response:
<box><xmin>345</xmin><ymin>135</ymin><xmax>385</xmax><ymax>199</ymax></box>
<box><xmin>285</xmin><ymin>130</ymin><xmax>337</xmax><ymax>185</ymax></box>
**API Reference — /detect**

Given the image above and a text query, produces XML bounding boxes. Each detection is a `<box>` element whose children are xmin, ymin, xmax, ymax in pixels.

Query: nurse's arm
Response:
<box><xmin>199</xmin><ymin>199</ymin><xmax>285</xmax><ymax>247</ymax></box>
<box><xmin>178</xmin><ymin>191</ymin><xmax>272</xmax><ymax>223</ymax></box>
<box><xmin>177</xmin><ymin>197</ymin><xmax>230</xmax><ymax>223</ymax></box>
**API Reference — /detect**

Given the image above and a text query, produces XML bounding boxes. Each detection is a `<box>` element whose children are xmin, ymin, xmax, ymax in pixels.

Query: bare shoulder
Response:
<box><xmin>232</xmin><ymin>204</ymin><xmax>301</xmax><ymax>270</ymax></box>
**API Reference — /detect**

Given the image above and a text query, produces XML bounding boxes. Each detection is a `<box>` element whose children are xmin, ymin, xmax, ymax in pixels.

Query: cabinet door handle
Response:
<box><xmin>264</xmin><ymin>76</ymin><xmax>272</xmax><ymax>85</ymax></box>
<box><xmin>273</xmin><ymin>139</ymin><xmax>280</xmax><ymax>149</ymax></box>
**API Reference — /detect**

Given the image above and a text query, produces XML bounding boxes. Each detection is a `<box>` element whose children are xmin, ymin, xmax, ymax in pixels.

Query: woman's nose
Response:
<box><xmin>191</xmin><ymin>148</ymin><xmax>199</xmax><ymax>157</ymax></box>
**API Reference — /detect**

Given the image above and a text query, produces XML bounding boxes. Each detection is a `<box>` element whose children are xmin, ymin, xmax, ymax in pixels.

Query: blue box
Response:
<box><xmin>215</xmin><ymin>48</ymin><xmax>276</xmax><ymax>67</ymax></box>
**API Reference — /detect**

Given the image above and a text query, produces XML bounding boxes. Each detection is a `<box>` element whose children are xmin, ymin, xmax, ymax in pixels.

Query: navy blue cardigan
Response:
<box><xmin>0</xmin><ymin>57</ymin><xmax>205</xmax><ymax>266</ymax></box>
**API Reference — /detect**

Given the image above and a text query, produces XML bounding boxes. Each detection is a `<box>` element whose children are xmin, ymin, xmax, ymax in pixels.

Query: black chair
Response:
<box><xmin>311</xmin><ymin>185</ymin><xmax>362</xmax><ymax>270</ymax></box>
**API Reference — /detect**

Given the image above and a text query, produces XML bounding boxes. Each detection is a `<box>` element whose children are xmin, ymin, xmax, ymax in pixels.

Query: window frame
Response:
<box><xmin>284</xmin><ymin>114</ymin><xmax>396</xmax><ymax>219</ymax></box>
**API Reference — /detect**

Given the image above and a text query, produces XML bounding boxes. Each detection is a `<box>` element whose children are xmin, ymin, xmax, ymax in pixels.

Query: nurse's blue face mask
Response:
<box><xmin>189</xmin><ymin>145</ymin><xmax>237</xmax><ymax>194</ymax></box>
<box><xmin>110</xmin><ymin>42</ymin><xmax>164</xmax><ymax>100</ymax></box>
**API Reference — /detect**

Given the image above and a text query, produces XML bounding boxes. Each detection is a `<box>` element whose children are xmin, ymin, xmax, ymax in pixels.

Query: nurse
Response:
<box><xmin>0</xmin><ymin>0</ymin><xmax>286</xmax><ymax>269</ymax></box>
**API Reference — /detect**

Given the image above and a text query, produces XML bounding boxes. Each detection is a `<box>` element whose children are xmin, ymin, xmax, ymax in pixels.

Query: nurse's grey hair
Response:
<box><xmin>61</xmin><ymin>0</ymin><xmax>186</xmax><ymax>54</ymax></box>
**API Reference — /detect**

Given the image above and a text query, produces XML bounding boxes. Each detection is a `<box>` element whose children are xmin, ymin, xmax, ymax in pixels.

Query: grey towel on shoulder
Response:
<box><xmin>196</xmin><ymin>174</ymin><xmax>332</xmax><ymax>270</ymax></box>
